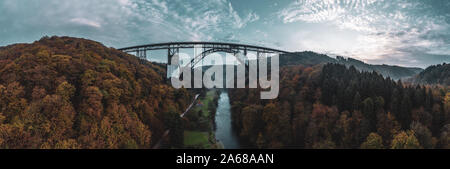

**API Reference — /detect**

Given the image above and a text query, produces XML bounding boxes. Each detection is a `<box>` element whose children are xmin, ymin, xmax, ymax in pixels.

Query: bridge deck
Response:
<box><xmin>118</xmin><ymin>41</ymin><xmax>290</xmax><ymax>54</ymax></box>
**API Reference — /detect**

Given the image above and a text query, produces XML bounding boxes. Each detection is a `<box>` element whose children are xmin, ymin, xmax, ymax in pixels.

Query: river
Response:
<box><xmin>214</xmin><ymin>91</ymin><xmax>240</xmax><ymax>149</ymax></box>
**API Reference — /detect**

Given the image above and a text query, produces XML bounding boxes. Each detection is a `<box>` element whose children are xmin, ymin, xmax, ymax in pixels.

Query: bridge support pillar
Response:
<box><xmin>167</xmin><ymin>47</ymin><xmax>179</xmax><ymax>79</ymax></box>
<box><xmin>136</xmin><ymin>48</ymin><xmax>147</xmax><ymax>60</ymax></box>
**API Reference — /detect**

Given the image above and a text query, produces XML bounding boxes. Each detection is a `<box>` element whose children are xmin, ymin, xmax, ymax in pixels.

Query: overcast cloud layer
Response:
<box><xmin>0</xmin><ymin>0</ymin><xmax>449</xmax><ymax>68</ymax></box>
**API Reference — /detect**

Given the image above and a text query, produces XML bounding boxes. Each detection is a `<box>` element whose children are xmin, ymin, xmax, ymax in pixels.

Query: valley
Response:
<box><xmin>0</xmin><ymin>36</ymin><xmax>448</xmax><ymax>149</ymax></box>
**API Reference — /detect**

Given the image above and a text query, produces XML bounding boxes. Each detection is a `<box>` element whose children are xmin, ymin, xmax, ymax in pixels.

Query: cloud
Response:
<box><xmin>70</xmin><ymin>18</ymin><xmax>101</xmax><ymax>28</ymax></box>
<box><xmin>0</xmin><ymin>0</ymin><xmax>259</xmax><ymax>47</ymax></box>
<box><xmin>277</xmin><ymin>0</ymin><xmax>450</xmax><ymax>67</ymax></box>
<box><xmin>0</xmin><ymin>0</ymin><xmax>447</xmax><ymax>68</ymax></box>
<box><xmin>228</xmin><ymin>2</ymin><xmax>259</xmax><ymax>29</ymax></box>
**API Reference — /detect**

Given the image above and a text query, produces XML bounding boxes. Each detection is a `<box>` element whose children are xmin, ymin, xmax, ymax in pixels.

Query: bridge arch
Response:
<box><xmin>118</xmin><ymin>42</ymin><xmax>291</xmax><ymax>78</ymax></box>
<box><xmin>189</xmin><ymin>48</ymin><xmax>241</xmax><ymax>69</ymax></box>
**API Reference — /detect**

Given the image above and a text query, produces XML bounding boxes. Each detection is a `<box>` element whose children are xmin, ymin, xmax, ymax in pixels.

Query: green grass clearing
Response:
<box><xmin>194</xmin><ymin>90</ymin><xmax>217</xmax><ymax>118</ymax></box>
<box><xmin>184</xmin><ymin>131</ymin><xmax>211</xmax><ymax>148</ymax></box>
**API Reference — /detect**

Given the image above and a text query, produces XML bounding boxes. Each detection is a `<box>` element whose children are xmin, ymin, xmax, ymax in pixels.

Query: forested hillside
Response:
<box><xmin>230</xmin><ymin>64</ymin><xmax>449</xmax><ymax>149</ymax></box>
<box><xmin>335</xmin><ymin>56</ymin><xmax>423</xmax><ymax>80</ymax></box>
<box><xmin>412</xmin><ymin>63</ymin><xmax>450</xmax><ymax>86</ymax></box>
<box><xmin>279</xmin><ymin>51</ymin><xmax>336</xmax><ymax>66</ymax></box>
<box><xmin>280</xmin><ymin>52</ymin><xmax>422</xmax><ymax>80</ymax></box>
<box><xmin>0</xmin><ymin>36</ymin><xmax>192</xmax><ymax>148</ymax></box>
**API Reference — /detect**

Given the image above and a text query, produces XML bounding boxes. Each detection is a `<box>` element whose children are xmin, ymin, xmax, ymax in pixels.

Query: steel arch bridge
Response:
<box><xmin>118</xmin><ymin>42</ymin><xmax>291</xmax><ymax>77</ymax></box>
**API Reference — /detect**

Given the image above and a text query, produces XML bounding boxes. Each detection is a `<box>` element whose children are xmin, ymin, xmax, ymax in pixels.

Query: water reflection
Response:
<box><xmin>214</xmin><ymin>91</ymin><xmax>240</xmax><ymax>149</ymax></box>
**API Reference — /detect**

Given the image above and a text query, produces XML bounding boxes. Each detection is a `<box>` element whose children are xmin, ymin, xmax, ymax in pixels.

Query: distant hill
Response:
<box><xmin>280</xmin><ymin>51</ymin><xmax>337</xmax><ymax>67</ymax></box>
<box><xmin>411</xmin><ymin>63</ymin><xmax>450</xmax><ymax>85</ymax></box>
<box><xmin>279</xmin><ymin>51</ymin><xmax>423</xmax><ymax>80</ymax></box>
<box><xmin>334</xmin><ymin>56</ymin><xmax>423</xmax><ymax>80</ymax></box>
<box><xmin>0</xmin><ymin>36</ymin><xmax>191</xmax><ymax>148</ymax></box>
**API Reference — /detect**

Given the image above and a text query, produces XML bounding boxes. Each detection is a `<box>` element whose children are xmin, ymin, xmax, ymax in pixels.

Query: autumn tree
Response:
<box><xmin>228</xmin><ymin>63</ymin><xmax>448</xmax><ymax>149</ymax></box>
<box><xmin>410</xmin><ymin>121</ymin><xmax>433</xmax><ymax>149</ymax></box>
<box><xmin>240</xmin><ymin>105</ymin><xmax>263</xmax><ymax>143</ymax></box>
<box><xmin>360</xmin><ymin>133</ymin><xmax>384</xmax><ymax>149</ymax></box>
<box><xmin>439</xmin><ymin>124</ymin><xmax>450</xmax><ymax>149</ymax></box>
<box><xmin>376</xmin><ymin>112</ymin><xmax>401</xmax><ymax>146</ymax></box>
<box><xmin>334</xmin><ymin>111</ymin><xmax>353</xmax><ymax>148</ymax></box>
<box><xmin>262</xmin><ymin>103</ymin><xmax>291</xmax><ymax>147</ymax></box>
<box><xmin>0</xmin><ymin>37</ymin><xmax>189</xmax><ymax>148</ymax></box>
<box><xmin>164</xmin><ymin>106</ymin><xmax>183</xmax><ymax>148</ymax></box>
<box><xmin>391</xmin><ymin>131</ymin><xmax>422</xmax><ymax>149</ymax></box>
<box><xmin>444</xmin><ymin>92</ymin><xmax>450</xmax><ymax>125</ymax></box>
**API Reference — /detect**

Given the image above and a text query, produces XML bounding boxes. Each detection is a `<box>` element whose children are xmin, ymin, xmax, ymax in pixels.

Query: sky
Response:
<box><xmin>0</xmin><ymin>0</ymin><xmax>449</xmax><ymax>68</ymax></box>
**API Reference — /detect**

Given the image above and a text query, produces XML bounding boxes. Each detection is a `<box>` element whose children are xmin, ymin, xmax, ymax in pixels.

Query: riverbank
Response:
<box><xmin>183</xmin><ymin>90</ymin><xmax>221</xmax><ymax>149</ymax></box>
